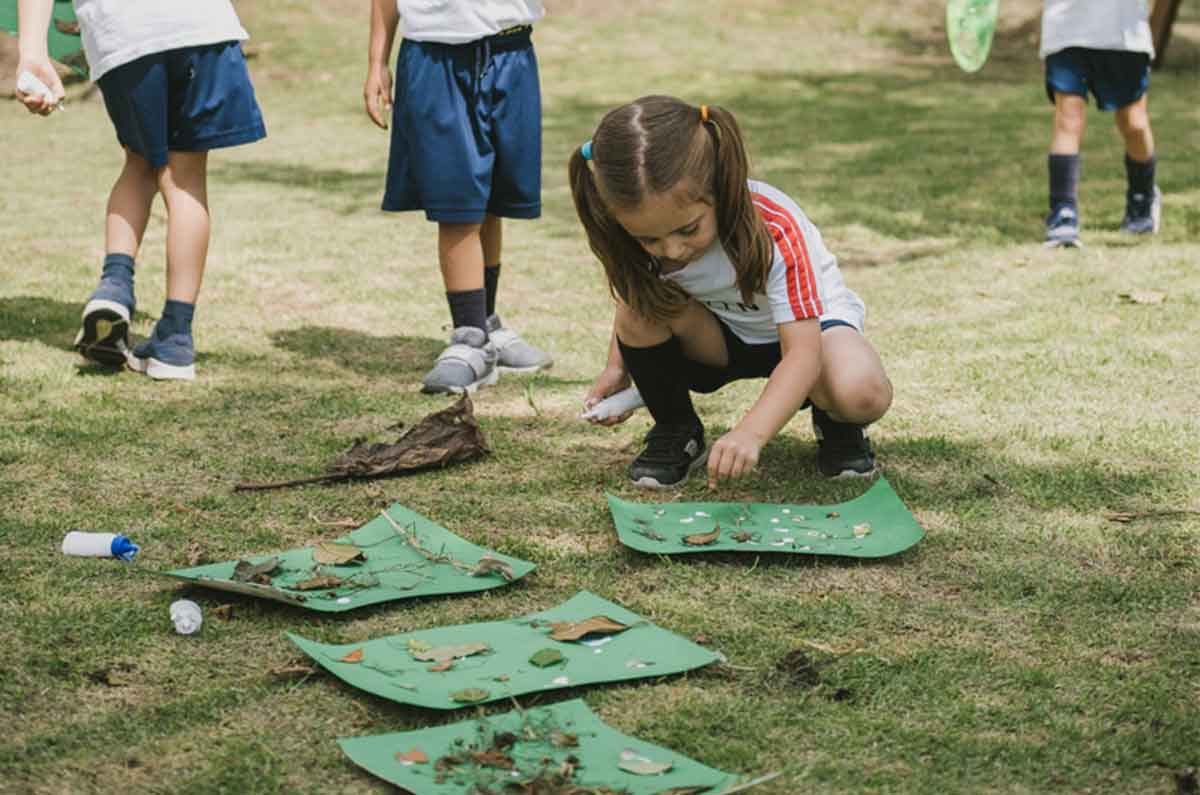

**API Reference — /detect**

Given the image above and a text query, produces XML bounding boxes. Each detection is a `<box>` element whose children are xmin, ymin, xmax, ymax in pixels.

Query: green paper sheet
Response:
<box><xmin>1</xmin><ymin>1</ymin><xmax>88</xmax><ymax>76</ymax></box>
<box><xmin>609</xmin><ymin>476</ymin><xmax>923</xmax><ymax>558</ymax></box>
<box><xmin>289</xmin><ymin>591</ymin><xmax>721</xmax><ymax>709</ymax></box>
<box><xmin>339</xmin><ymin>699</ymin><xmax>776</xmax><ymax>794</ymax></box>
<box><xmin>166</xmin><ymin>504</ymin><xmax>534</xmax><ymax>612</ymax></box>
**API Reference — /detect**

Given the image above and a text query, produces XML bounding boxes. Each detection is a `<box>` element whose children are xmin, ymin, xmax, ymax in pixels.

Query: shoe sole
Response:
<box><xmin>826</xmin><ymin>465</ymin><xmax>878</xmax><ymax>480</ymax></box>
<box><xmin>74</xmin><ymin>299</ymin><xmax>130</xmax><ymax>367</ymax></box>
<box><xmin>125</xmin><ymin>350</ymin><xmax>196</xmax><ymax>381</ymax></box>
<box><xmin>631</xmin><ymin>446</ymin><xmax>711</xmax><ymax>490</ymax></box>
<box><xmin>420</xmin><ymin>366</ymin><xmax>500</xmax><ymax>395</ymax></box>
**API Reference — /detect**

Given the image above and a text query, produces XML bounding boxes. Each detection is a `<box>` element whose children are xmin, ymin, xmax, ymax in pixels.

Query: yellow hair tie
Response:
<box><xmin>700</xmin><ymin>104</ymin><xmax>709</xmax><ymax>123</ymax></box>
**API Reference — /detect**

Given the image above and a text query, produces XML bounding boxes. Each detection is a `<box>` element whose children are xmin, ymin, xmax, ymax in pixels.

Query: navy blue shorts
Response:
<box><xmin>383</xmin><ymin>27</ymin><xmax>541</xmax><ymax>223</ymax></box>
<box><xmin>1044</xmin><ymin>48</ymin><xmax>1150</xmax><ymax>111</ymax></box>
<box><xmin>683</xmin><ymin>318</ymin><xmax>856</xmax><ymax>400</ymax></box>
<box><xmin>98</xmin><ymin>41</ymin><xmax>266</xmax><ymax>169</ymax></box>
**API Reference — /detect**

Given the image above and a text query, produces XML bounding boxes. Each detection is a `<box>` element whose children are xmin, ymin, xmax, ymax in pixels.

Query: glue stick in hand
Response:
<box><xmin>17</xmin><ymin>70</ymin><xmax>65</xmax><ymax>111</ymax></box>
<box><xmin>581</xmin><ymin>386</ymin><xmax>645</xmax><ymax>421</ymax></box>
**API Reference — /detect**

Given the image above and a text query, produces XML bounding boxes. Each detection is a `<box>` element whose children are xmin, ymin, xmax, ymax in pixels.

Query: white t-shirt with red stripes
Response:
<box><xmin>661</xmin><ymin>180</ymin><xmax>865</xmax><ymax>345</ymax></box>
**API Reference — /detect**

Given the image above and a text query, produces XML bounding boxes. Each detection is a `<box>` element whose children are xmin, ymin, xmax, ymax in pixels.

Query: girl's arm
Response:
<box><xmin>364</xmin><ymin>0</ymin><xmax>400</xmax><ymax>129</ymax></box>
<box><xmin>15</xmin><ymin>0</ymin><xmax>63</xmax><ymax>115</ymax></box>
<box><xmin>707</xmin><ymin>317</ymin><xmax>821</xmax><ymax>486</ymax></box>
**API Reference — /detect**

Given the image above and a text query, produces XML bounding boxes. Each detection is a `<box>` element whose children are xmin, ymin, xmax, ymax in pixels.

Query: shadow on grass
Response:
<box><xmin>210</xmin><ymin>161</ymin><xmax>383</xmax><ymax>215</ymax></box>
<box><xmin>0</xmin><ymin>296</ymin><xmax>79</xmax><ymax>349</ymax></box>
<box><xmin>271</xmin><ymin>325</ymin><xmax>444</xmax><ymax>379</ymax></box>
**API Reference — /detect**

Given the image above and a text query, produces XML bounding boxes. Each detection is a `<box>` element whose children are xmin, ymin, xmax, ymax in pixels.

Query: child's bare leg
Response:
<box><xmin>1050</xmin><ymin>93</ymin><xmax>1087</xmax><ymax>154</ymax></box>
<box><xmin>157</xmin><ymin>151</ymin><xmax>210</xmax><ymax>304</ymax></box>
<box><xmin>105</xmin><ymin>148</ymin><xmax>158</xmax><ymax>258</ymax></box>
<box><xmin>1115</xmin><ymin>95</ymin><xmax>1154</xmax><ymax>161</ymax></box>
<box><xmin>76</xmin><ymin>149</ymin><xmax>157</xmax><ymax>366</ymax></box>
<box><xmin>438</xmin><ymin>222</ymin><xmax>485</xmax><ymax>294</ymax></box>
<box><xmin>615</xmin><ymin>299</ymin><xmax>728</xmax><ymax>367</ymax></box>
<box><xmin>807</xmin><ymin>327</ymin><xmax>892</xmax><ymax>424</ymax></box>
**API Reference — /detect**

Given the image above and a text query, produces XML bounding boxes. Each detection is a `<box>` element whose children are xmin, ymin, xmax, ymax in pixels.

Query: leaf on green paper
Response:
<box><xmin>550</xmin><ymin>731</ymin><xmax>579</xmax><ymax>748</ymax></box>
<box><xmin>292</xmin><ymin>574</ymin><xmax>344</xmax><ymax>591</ymax></box>
<box><xmin>826</xmin><ymin>511</ymin><xmax>840</xmax><ymax>518</ymax></box>
<box><xmin>731</xmin><ymin>530</ymin><xmax>756</xmax><ymax>543</ymax></box>
<box><xmin>852</xmin><ymin>523</ymin><xmax>872</xmax><ymax>538</ymax></box>
<box><xmin>619</xmin><ymin>750</ymin><xmax>673</xmax><ymax>776</ymax></box>
<box><xmin>428</xmin><ymin>661</ymin><xmax>454</xmax><ymax>672</ymax></box>
<box><xmin>232</xmin><ymin>557</ymin><xmax>280</xmax><ymax>584</ymax></box>
<box><xmin>394</xmin><ymin>748</ymin><xmax>428</xmax><ymax>765</ymax></box>
<box><xmin>411</xmin><ymin>642</ymin><xmax>490</xmax><ymax>663</ymax></box>
<box><xmin>470</xmin><ymin>749</ymin><xmax>514</xmax><ymax>769</ymax></box>
<box><xmin>548</xmin><ymin>616</ymin><xmax>630</xmax><ymax>642</ymax></box>
<box><xmin>406</xmin><ymin>639</ymin><xmax>431</xmax><ymax>654</ymax></box>
<box><xmin>529</xmin><ymin>648</ymin><xmax>565</xmax><ymax>668</ymax></box>
<box><xmin>469</xmin><ymin>555</ymin><xmax>514</xmax><ymax>580</ymax></box>
<box><xmin>683</xmin><ymin>523</ymin><xmax>721</xmax><ymax>546</ymax></box>
<box><xmin>494</xmin><ymin>674</ymin><xmax>510</xmax><ymax>682</ymax></box>
<box><xmin>312</xmin><ymin>542</ymin><xmax>366</xmax><ymax>565</ymax></box>
<box><xmin>450</xmin><ymin>687</ymin><xmax>490</xmax><ymax>703</ymax></box>
<box><xmin>340</xmin><ymin>648</ymin><xmax>364</xmax><ymax>663</ymax></box>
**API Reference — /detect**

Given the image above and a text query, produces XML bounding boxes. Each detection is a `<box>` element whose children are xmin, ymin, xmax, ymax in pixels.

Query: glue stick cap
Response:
<box><xmin>110</xmin><ymin>535</ymin><xmax>139</xmax><ymax>561</ymax></box>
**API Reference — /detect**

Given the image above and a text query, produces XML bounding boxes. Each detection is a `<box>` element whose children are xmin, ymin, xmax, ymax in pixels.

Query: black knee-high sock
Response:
<box><xmin>1125</xmin><ymin>153</ymin><xmax>1156</xmax><ymax>197</ymax></box>
<box><xmin>484</xmin><ymin>263</ymin><xmax>501</xmax><ymax>317</ymax></box>
<box><xmin>1048</xmin><ymin>153</ymin><xmax>1080</xmax><ymax>210</ymax></box>
<box><xmin>617</xmin><ymin>337</ymin><xmax>700</xmax><ymax>428</ymax></box>
<box><xmin>446</xmin><ymin>288</ymin><xmax>488</xmax><ymax>336</ymax></box>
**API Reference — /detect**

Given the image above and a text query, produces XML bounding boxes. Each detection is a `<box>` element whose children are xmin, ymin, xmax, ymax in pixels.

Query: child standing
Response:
<box><xmin>364</xmin><ymin>0</ymin><xmax>553</xmax><ymax>395</ymax></box>
<box><xmin>570</xmin><ymin>96</ymin><xmax>892</xmax><ymax>488</ymax></box>
<box><xmin>1041</xmin><ymin>0</ymin><xmax>1161</xmax><ymax>247</ymax></box>
<box><xmin>15</xmin><ymin>0</ymin><xmax>266</xmax><ymax>380</ymax></box>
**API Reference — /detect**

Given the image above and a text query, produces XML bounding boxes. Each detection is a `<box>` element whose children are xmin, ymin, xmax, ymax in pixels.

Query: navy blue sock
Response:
<box><xmin>484</xmin><ymin>264</ymin><xmax>501</xmax><ymax>317</ymax></box>
<box><xmin>101</xmin><ymin>253</ymin><xmax>134</xmax><ymax>286</ymax></box>
<box><xmin>1048</xmin><ymin>153</ymin><xmax>1080</xmax><ymax>211</ymax></box>
<box><xmin>1125</xmin><ymin>153</ymin><xmax>1156</xmax><ymax>197</ymax></box>
<box><xmin>157</xmin><ymin>300</ymin><xmax>194</xmax><ymax>339</ymax></box>
<box><xmin>617</xmin><ymin>336</ymin><xmax>700</xmax><ymax>429</ymax></box>
<box><xmin>446</xmin><ymin>288</ymin><xmax>488</xmax><ymax>336</ymax></box>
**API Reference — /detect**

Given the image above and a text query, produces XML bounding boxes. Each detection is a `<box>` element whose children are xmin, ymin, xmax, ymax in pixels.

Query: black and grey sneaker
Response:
<box><xmin>1119</xmin><ymin>185</ymin><xmax>1162</xmax><ymax>235</ymax></box>
<box><xmin>811</xmin><ymin>406</ymin><xmax>876</xmax><ymax>479</ymax></box>
<box><xmin>629</xmin><ymin>422</ymin><xmax>707</xmax><ymax>489</ymax></box>
<box><xmin>1044</xmin><ymin>203</ymin><xmax>1082</xmax><ymax>249</ymax></box>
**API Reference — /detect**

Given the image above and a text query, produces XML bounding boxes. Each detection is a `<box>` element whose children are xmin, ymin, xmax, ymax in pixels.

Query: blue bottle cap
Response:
<box><xmin>110</xmin><ymin>535</ymin><xmax>140</xmax><ymax>561</ymax></box>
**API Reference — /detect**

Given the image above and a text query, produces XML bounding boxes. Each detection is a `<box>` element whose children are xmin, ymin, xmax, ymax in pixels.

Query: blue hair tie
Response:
<box><xmin>581</xmin><ymin>140</ymin><xmax>593</xmax><ymax>161</ymax></box>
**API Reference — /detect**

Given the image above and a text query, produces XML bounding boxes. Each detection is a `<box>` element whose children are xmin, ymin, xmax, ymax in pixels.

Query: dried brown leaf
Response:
<box><xmin>211</xmin><ymin>604</ymin><xmax>235</xmax><ymax>621</ymax></box>
<box><xmin>231</xmin><ymin>557</ymin><xmax>280</xmax><ymax>584</ymax></box>
<box><xmin>340</xmin><ymin>648</ymin><xmax>365</xmax><ymax>663</ymax></box>
<box><xmin>428</xmin><ymin>661</ymin><xmax>454</xmax><ymax>672</ymax></box>
<box><xmin>292</xmin><ymin>574</ymin><xmax>344</xmax><ymax>591</ymax></box>
<box><xmin>395</xmin><ymin>748</ymin><xmax>428</xmax><ymax>765</ymax></box>
<box><xmin>469</xmin><ymin>555</ymin><xmax>514</xmax><ymax>580</ymax></box>
<box><xmin>683</xmin><ymin>524</ymin><xmax>721</xmax><ymax>546</ymax></box>
<box><xmin>185</xmin><ymin>541</ymin><xmax>206</xmax><ymax>567</ymax></box>
<box><xmin>550</xmin><ymin>731</ymin><xmax>579</xmax><ymax>748</ymax></box>
<box><xmin>826</xmin><ymin>511</ymin><xmax>840</xmax><ymax>518</ymax></box>
<box><xmin>312</xmin><ymin>542</ymin><xmax>365</xmax><ymax>565</ymax></box>
<box><xmin>450</xmin><ymin>687</ymin><xmax>490</xmax><ymax>703</ymax></box>
<box><xmin>548</xmin><ymin>616</ymin><xmax>630</xmax><ymax>642</ymax></box>
<box><xmin>619</xmin><ymin>750</ymin><xmax>673</xmax><ymax>776</ymax></box>
<box><xmin>410</xmin><ymin>642</ymin><xmax>489</xmax><ymax>663</ymax></box>
<box><xmin>470</xmin><ymin>749</ymin><xmax>514</xmax><ymax>769</ymax></box>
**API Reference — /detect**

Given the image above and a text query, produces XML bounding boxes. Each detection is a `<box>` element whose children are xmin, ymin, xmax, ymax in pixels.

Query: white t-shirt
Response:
<box><xmin>397</xmin><ymin>0</ymin><xmax>544</xmax><ymax>44</ymax></box>
<box><xmin>74</xmin><ymin>0</ymin><xmax>248</xmax><ymax>81</ymax></box>
<box><xmin>661</xmin><ymin>181</ymin><xmax>865</xmax><ymax>345</ymax></box>
<box><xmin>1040</xmin><ymin>0</ymin><xmax>1154</xmax><ymax>59</ymax></box>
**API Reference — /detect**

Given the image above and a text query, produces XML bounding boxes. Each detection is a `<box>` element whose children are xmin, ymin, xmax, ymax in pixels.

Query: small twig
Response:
<box><xmin>379</xmin><ymin>510</ymin><xmax>473</xmax><ymax>572</ymax></box>
<box><xmin>234</xmin><ymin>473</ymin><xmax>346</xmax><ymax>491</ymax></box>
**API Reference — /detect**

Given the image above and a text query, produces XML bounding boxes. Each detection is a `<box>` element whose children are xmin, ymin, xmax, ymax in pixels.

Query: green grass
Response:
<box><xmin>1</xmin><ymin>1</ymin><xmax>1198</xmax><ymax>793</ymax></box>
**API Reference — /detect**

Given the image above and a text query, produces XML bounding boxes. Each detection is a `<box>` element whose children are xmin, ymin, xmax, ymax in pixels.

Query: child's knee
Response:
<box><xmin>829</xmin><ymin>368</ymin><xmax>891</xmax><ymax>423</ymax></box>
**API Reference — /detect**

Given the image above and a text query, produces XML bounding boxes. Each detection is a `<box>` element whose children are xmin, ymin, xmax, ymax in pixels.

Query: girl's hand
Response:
<box><xmin>363</xmin><ymin>64</ymin><xmax>393</xmax><ymax>129</ymax></box>
<box><xmin>15</xmin><ymin>58</ymin><xmax>63</xmax><ymax>116</ymax></box>
<box><xmin>583</xmin><ymin>367</ymin><xmax>633</xmax><ymax>426</ymax></box>
<box><xmin>707</xmin><ymin>428</ymin><xmax>763</xmax><ymax>488</ymax></box>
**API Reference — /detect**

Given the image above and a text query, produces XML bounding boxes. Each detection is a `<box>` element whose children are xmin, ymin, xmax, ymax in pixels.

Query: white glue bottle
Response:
<box><xmin>61</xmin><ymin>531</ymin><xmax>140</xmax><ymax>561</ymax></box>
<box><xmin>169</xmin><ymin>600</ymin><xmax>203</xmax><ymax>635</ymax></box>
<box><xmin>581</xmin><ymin>385</ymin><xmax>645</xmax><ymax>421</ymax></box>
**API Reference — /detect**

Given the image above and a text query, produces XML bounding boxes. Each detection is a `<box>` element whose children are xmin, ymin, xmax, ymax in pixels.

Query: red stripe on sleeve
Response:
<box><xmin>754</xmin><ymin>195</ymin><xmax>823</xmax><ymax>319</ymax></box>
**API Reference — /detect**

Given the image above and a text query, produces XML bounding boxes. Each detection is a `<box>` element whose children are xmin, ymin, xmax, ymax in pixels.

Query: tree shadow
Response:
<box><xmin>271</xmin><ymin>326</ymin><xmax>444</xmax><ymax>379</ymax></box>
<box><xmin>0</xmin><ymin>296</ymin><xmax>80</xmax><ymax>349</ymax></box>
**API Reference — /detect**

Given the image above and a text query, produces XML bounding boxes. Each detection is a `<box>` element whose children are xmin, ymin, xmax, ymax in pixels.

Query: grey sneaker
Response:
<box><xmin>125</xmin><ymin>323</ymin><xmax>196</xmax><ymax>381</ymax></box>
<box><xmin>74</xmin><ymin>278</ymin><xmax>135</xmax><ymax>367</ymax></box>
<box><xmin>421</xmin><ymin>326</ymin><xmax>498</xmax><ymax>394</ymax></box>
<box><xmin>1044</xmin><ymin>204</ymin><xmax>1082</xmax><ymax>249</ymax></box>
<box><xmin>1119</xmin><ymin>186</ymin><xmax>1162</xmax><ymax>235</ymax></box>
<box><xmin>485</xmin><ymin>314</ymin><xmax>553</xmax><ymax>373</ymax></box>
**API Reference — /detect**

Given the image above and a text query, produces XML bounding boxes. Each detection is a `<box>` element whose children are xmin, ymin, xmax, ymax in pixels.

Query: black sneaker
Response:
<box><xmin>629</xmin><ymin>422</ymin><xmax>707</xmax><ymax>488</ymax></box>
<box><xmin>811</xmin><ymin>407</ymin><xmax>876</xmax><ymax>478</ymax></box>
